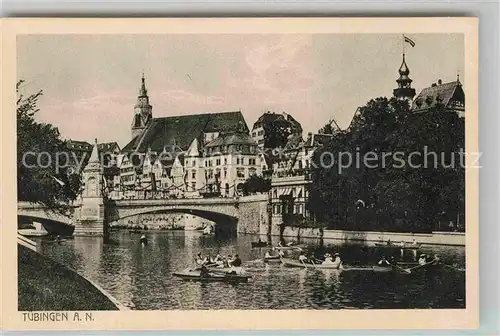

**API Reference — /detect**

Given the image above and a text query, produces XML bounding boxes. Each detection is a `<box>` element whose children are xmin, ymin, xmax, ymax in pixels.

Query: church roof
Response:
<box><xmin>122</xmin><ymin>111</ymin><xmax>249</xmax><ymax>154</ymax></box>
<box><xmin>412</xmin><ymin>79</ymin><xmax>464</xmax><ymax>112</ymax></box>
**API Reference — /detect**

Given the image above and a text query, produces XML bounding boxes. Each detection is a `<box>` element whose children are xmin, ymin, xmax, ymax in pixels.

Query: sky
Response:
<box><xmin>17</xmin><ymin>34</ymin><xmax>464</xmax><ymax>148</ymax></box>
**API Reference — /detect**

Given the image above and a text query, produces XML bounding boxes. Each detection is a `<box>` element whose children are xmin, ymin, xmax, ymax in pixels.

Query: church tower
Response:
<box><xmin>131</xmin><ymin>74</ymin><xmax>153</xmax><ymax>139</ymax></box>
<box><xmin>393</xmin><ymin>54</ymin><xmax>416</xmax><ymax>101</ymax></box>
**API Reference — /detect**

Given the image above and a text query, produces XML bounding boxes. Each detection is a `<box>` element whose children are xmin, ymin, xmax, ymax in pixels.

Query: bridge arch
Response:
<box><xmin>18</xmin><ymin>214</ymin><xmax>75</xmax><ymax>236</ymax></box>
<box><xmin>114</xmin><ymin>207</ymin><xmax>237</xmax><ymax>224</ymax></box>
<box><xmin>109</xmin><ymin>205</ymin><xmax>239</xmax><ymax>234</ymax></box>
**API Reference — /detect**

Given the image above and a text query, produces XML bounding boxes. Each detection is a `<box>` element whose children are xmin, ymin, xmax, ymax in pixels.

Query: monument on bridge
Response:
<box><xmin>74</xmin><ymin>139</ymin><xmax>107</xmax><ymax>236</ymax></box>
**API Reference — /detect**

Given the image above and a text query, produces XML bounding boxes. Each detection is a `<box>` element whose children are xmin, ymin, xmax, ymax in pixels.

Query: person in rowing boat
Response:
<box><xmin>195</xmin><ymin>253</ymin><xmax>205</xmax><ymax>266</ymax></box>
<box><xmin>378</xmin><ymin>256</ymin><xmax>391</xmax><ymax>266</ymax></box>
<box><xmin>418</xmin><ymin>254</ymin><xmax>427</xmax><ymax>265</ymax></box>
<box><xmin>386</xmin><ymin>238</ymin><xmax>392</xmax><ymax>246</ymax></box>
<box><xmin>214</xmin><ymin>254</ymin><xmax>223</xmax><ymax>265</ymax></box>
<box><xmin>265</xmin><ymin>250</ymin><xmax>273</xmax><ymax>258</ymax></box>
<box><xmin>322</xmin><ymin>253</ymin><xmax>334</xmax><ymax>264</ymax></box>
<box><xmin>228</xmin><ymin>255</ymin><xmax>243</xmax><ymax>275</ymax></box>
<box><xmin>333</xmin><ymin>253</ymin><xmax>342</xmax><ymax>266</ymax></box>
<box><xmin>412</xmin><ymin>239</ymin><xmax>418</xmax><ymax>245</ymax></box>
<box><xmin>278</xmin><ymin>249</ymin><xmax>285</xmax><ymax>257</ymax></box>
<box><xmin>298</xmin><ymin>252</ymin><xmax>309</xmax><ymax>263</ymax></box>
<box><xmin>232</xmin><ymin>255</ymin><xmax>242</xmax><ymax>267</ymax></box>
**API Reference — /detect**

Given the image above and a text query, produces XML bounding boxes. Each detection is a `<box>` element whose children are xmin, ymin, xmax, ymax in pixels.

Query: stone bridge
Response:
<box><xmin>18</xmin><ymin>194</ymin><xmax>271</xmax><ymax>236</ymax></box>
<box><xmin>17</xmin><ymin>202</ymin><xmax>77</xmax><ymax>236</ymax></box>
<box><xmin>108</xmin><ymin>194</ymin><xmax>271</xmax><ymax>235</ymax></box>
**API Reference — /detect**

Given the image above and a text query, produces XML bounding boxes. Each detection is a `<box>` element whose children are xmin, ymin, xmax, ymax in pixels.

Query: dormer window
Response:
<box><xmin>425</xmin><ymin>95</ymin><xmax>434</xmax><ymax>106</ymax></box>
<box><xmin>415</xmin><ymin>98</ymin><xmax>423</xmax><ymax>108</ymax></box>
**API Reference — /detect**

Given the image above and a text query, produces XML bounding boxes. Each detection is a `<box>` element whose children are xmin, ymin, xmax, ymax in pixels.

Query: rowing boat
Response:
<box><xmin>280</xmin><ymin>257</ymin><xmax>342</xmax><ymax>269</ymax></box>
<box><xmin>274</xmin><ymin>244</ymin><xmax>306</xmax><ymax>251</ymax></box>
<box><xmin>206</xmin><ymin>266</ymin><xmax>245</xmax><ymax>274</ymax></box>
<box><xmin>263</xmin><ymin>255</ymin><xmax>281</xmax><ymax>263</ymax></box>
<box><xmin>173</xmin><ymin>269</ymin><xmax>251</xmax><ymax>282</ymax></box>
<box><xmin>251</xmin><ymin>241</ymin><xmax>269</xmax><ymax>248</ymax></box>
<box><xmin>374</xmin><ymin>242</ymin><xmax>421</xmax><ymax>249</ymax></box>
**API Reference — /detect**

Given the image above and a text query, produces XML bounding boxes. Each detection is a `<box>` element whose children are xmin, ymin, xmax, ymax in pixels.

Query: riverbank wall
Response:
<box><xmin>18</xmin><ymin>244</ymin><xmax>127</xmax><ymax>311</ymax></box>
<box><xmin>281</xmin><ymin>227</ymin><xmax>465</xmax><ymax>246</ymax></box>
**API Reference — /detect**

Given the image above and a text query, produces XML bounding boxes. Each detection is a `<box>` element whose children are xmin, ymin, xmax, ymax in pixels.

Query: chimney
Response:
<box><xmin>437</xmin><ymin>79</ymin><xmax>442</xmax><ymax>85</ymax></box>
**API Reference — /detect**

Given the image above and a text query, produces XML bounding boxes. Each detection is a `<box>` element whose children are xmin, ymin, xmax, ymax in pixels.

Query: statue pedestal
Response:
<box><xmin>74</xmin><ymin>199</ymin><xmax>106</xmax><ymax>236</ymax></box>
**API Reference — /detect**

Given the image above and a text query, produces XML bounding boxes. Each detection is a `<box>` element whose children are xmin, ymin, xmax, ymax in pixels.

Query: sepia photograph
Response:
<box><xmin>2</xmin><ymin>18</ymin><xmax>478</xmax><ymax>330</ymax></box>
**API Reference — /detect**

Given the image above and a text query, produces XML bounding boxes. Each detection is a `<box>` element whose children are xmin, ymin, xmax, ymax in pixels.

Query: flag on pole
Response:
<box><xmin>52</xmin><ymin>175</ymin><xmax>66</xmax><ymax>186</ymax></box>
<box><xmin>404</xmin><ymin>35</ymin><xmax>416</xmax><ymax>47</ymax></box>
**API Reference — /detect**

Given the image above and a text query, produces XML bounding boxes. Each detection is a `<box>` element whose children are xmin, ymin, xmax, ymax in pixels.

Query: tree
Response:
<box><xmin>242</xmin><ymin>175</ymin><xmax>271</xmax><ymax>195</ymax></box>
<box><xmin>262</xmin><ymin>118</ymin><xmax>292</xmax><ymax>149</ymax></box>
<box><xmin>318</xmin><ymin>122</ymin><xmax>334</xmax><ymax>135</ymax></box>
<box><xmin>308</xmin><ymin>96</ymin><xmax>465</xmax><ymax>233</ymax></box>
<box><xmin>17</xmin><ymin>80</ymin><xmax>81</xmax><ymax>214</ymax></box>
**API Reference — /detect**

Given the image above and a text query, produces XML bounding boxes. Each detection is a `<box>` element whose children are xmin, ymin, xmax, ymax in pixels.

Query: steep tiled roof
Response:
<box><xmin>122</xmin><ymin>135</ymin><xmax>139</xmax><ymax>152</ymax></box>
<box><xmin>98</xmin><ymin>142</ymin><xmax>120</xmax><ymax>152</ymax></box>
<box><xmin>67</xmin><ymin>140</ymin><xmax>92</xmax><ymax>151</ymax></box>
<box><xmin>412</xmin><ymin>80</ymin><xmax>464</xmax><ymax>112</ymax></box>
<box><xmin>122</xmin><ymin>111</ymin><xmax>248</xmax><ymax>154</ymax></box>
<box><xmin>205</xmin><ymin>132</ymin><xmax>256</xmax><ymax>148</ymax></box>
<box><xmin>252</xmin><ymin>111</ymin><xmax>303</xmax><ymax>132</ymax></box>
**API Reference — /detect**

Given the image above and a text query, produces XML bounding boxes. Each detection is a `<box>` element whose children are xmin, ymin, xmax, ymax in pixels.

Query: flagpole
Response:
<box><xmin>402</xmin><ymin>34</ymin><xmax>405</xmax><ymax>56</ymax></box>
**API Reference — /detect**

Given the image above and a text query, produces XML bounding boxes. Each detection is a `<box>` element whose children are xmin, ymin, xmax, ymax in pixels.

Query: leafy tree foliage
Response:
<box><xmin>262</xmin><ymin>118</ymin><xmax>292</xmax><ymax>149</ymax></box>
<box><xmin>318</xmin><ymin>122</ymin><xmax>334</xmax><ymax>135</ymax></box>
<box><xmin>17</xmin><ymin>80</ymin><xmax>81</xmax><ymax>214</ymax></box>
<box><xmin>307</xmin><ymin>97</ymin><xmax>465</xmax><ymax>233</ymax></box>
<box><xmin>242</xmin><ymin>175</ymin><xmax>271</xmax><ymax>195</ymax></box>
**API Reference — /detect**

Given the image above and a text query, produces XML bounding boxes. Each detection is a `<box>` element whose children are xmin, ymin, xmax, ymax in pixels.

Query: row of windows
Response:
<box><xmin>122</xmin><ymin>175</ymin><xmax>135</xmax><ymax>182</ymax></box>
<box><xmin>205</xmin><ymin>144</ymin><xmax>258</xmax><ymax>155</ymax></box>
<box><xmin>121</xmin><ymin>166</ymin><xmax>135</xmax><ymax>173</ymax></box>
<box><xmin>189</xmin><ymin>167</ymin><xmax>257</xmax><ymax>180</ymax></box>
<box><xmin>272</xmin><ymin>204</ymin><xmax>304</xmax><ymax>215</ymax></box>
<box><xmin>204</xmin><ymin>157</ymin><xmax>259</xmax><ymax>167</ymax></box>
<box><xmin>252</xmin><ymin>130</ymin><xmax>264</xmax><ymax>137</ymax></box>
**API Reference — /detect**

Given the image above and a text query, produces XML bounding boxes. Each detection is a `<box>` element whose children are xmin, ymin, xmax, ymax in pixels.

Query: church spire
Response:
<box><xmin>131</xmin><ymin>73</ymin><xmax>153</xmax><ymax>140</ymax></box>
<box><xmin>139</xmin><ymin>72</ymin><xmax>148</xmax><ymax>97</ymax></box>
<box><xmin>393</xmin><ymin>53</ymin><xmax>416</xmax><ymax>101</ymax></box>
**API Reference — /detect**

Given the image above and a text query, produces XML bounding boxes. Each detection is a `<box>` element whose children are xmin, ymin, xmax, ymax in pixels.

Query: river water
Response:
<box><xmin>32</xmin><ymin>231</ymin><xmax>466</xmax><ymax>310</ymax></box>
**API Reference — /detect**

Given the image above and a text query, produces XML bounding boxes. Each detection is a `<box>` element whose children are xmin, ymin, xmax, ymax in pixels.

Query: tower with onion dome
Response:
<box><xmin>393</xmin><ymin>53</ymin><xmax>416</xmax><ymax>101</ymax></box>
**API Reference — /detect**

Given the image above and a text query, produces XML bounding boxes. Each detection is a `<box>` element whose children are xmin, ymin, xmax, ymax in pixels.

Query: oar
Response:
<box><xmin>310</xmin><ymin>259</ymin><xmax>318</xmax><ymax>269</ymax></box>
<box><xmin>442</xmin><ymin>264</ymin><xmax>466</xmax><ymax>272</ymax></box>
<box><xmin>300</xmin><ymin>259</ymin><xmax>310</xmax><ymax>269</ymax></box>
<box><xmin>392</xmin><ymin>263</ymin><xmax>412</xmax><ymax>275</ymax></box>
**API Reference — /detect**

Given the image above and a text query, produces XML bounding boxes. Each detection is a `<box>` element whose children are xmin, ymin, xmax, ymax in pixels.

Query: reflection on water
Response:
<box><xmin>33</xmin><ymin>231</ymin><xmax>465</xmax><ymax>310</ymax></box>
